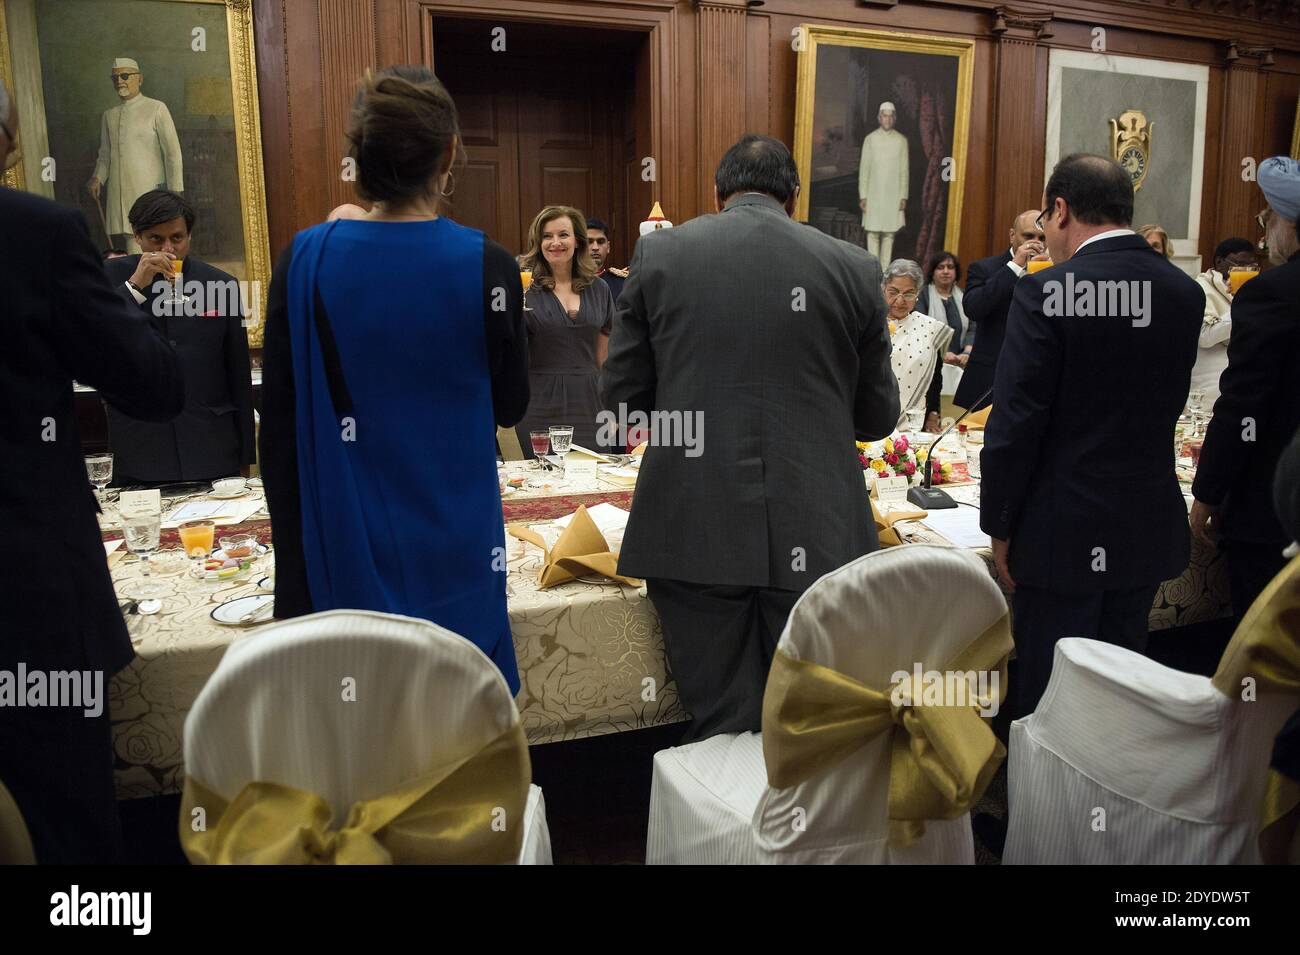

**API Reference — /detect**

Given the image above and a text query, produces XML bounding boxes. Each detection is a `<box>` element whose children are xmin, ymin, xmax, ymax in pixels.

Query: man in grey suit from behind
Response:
<box><xmin>601</xmin><ymin>135</ymin><xmax>899</xmax><ymax>742</ymax></box>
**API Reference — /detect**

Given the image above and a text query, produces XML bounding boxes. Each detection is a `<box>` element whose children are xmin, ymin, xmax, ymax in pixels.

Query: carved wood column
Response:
<box><xmin>695</xmin><ymin>0</ymin><xmax>749</xmax><ymax>212</ymax></box>
<box><xmin>989</xmin><ymin>7</ymin><xmax>1052</xmax><ymax>248</ymax></box>
<box><xmin>320</xmin><ymin>0</ymin><xmax>378</xmax><ymax>212</ymax></box>
<box><xmin>1216</xmin><ymin>41</ymin><xmax>1272</xmax><ymax>244</ymax></box>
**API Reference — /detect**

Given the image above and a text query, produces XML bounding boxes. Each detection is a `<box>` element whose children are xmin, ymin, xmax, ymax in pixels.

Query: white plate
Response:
<box><xmin>575</xmin><ymin>573</ymin><xmax>620</xmax><ymax>585</ymax></box>
<box><xmin>211</xmin><ymin>593</ymin><xmax>275</xmax><ymax>626</ymax></box>
<box><xmin>256</xmin><ymin>576</ymin><xmax>274</xmax><ymax>592</ymax></box>
<box><xmin>209</xmin><ymin>489</ymin><xmax>248</xmax><ymax>499</ymax></box>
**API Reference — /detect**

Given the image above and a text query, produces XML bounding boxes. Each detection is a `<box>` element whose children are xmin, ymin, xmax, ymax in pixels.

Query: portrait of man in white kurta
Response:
<box><xmin>86</xmin><ymin>58</ymin><xmax>184</xmax><ymax>249</ymax></box>
<box><xmin>857</xmin><ymin>101</ymin><xmax>909</xmax><ymax>265</ymax></box>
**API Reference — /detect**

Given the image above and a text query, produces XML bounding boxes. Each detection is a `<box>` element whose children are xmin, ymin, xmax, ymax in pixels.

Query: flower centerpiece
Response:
<box><xmin>856</xmin><ymin>433</ymin><xmax>956</xmax><ymax>486</ymax></box>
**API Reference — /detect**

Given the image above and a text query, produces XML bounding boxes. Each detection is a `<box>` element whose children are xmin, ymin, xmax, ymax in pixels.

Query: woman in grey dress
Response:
<box><xmin>515</xmin><ymin>205</ymin><xmax>615</xmax><ymax>456</ymax></box>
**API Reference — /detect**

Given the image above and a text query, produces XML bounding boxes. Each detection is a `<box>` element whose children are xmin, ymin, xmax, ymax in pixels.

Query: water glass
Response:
<box><xmin>86</xmin><ymin>453</ymin><xmax>113</xmax><ymax>503</ymax></box>
<box><xmin>548</xmin><ymin>425</ymin><xmax>574</xmax><ymax>456</ymax></box>
<box><xmin>903</xmin><ymin>408</ymin><xmax>925</xmax><ymax>432</ymax></box>
<box><xmin>122</xmin><ymin>513</ymin><xmax>167</xmax><ymax>599</ymax></box>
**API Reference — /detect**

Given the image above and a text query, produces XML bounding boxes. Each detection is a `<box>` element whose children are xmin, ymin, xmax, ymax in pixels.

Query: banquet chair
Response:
<box><xmin>647</xmin><ymin>544</ymin><xmax>1011</xmax><ymax>864</ymax></box>
<box><xmin>1003</xmin><ymin>638</ymin><xmax>1295</xmax><ymax>864</ymax></box>
<box><xmin>497</xmin><ymin>426</ymin><xmax>525</xmax><ymax>461</ymax></box>
<box><xmin>0</xmin><ymin>776</ymin><xmax>36</xmax><ymax>864</ymax></box>
<box><xmin>181</xmin><ymin>609</ymin><xmax>551</xmax><ymax>864</ymax></box>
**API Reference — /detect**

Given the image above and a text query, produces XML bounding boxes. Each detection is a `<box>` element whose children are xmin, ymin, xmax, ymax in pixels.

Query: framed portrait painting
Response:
<box><xmin>0</xmin><ymin>0</ymin><xmax>270</xmax><ymax>342</ymax></box>
<box><xmin>793</xmin><ymin>25</ymin><xmax>975</xmax><ymax>268</ymax></box>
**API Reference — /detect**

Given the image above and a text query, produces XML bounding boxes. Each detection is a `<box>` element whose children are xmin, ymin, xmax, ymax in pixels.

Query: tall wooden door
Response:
<box><xmin>437</xmin><ymin>60</ymin><xmax>619</xmax><ymax>255</ymax></box>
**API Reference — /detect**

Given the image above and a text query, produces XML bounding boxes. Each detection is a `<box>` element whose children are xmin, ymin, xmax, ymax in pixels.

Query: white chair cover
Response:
<box><xmin>648</xmin><ymin>544</ymin><xmax>1008</xmax><ymax>864</ymax></box>
<box><xmin>183</xmin><ymin>608</ymin><xmax>550</xmax><ymax>864</ymax></box>
<box><xmin>1004</xmin><ymin>637</ymin><xmax>1293</xmax><ymax>864</ymax></box>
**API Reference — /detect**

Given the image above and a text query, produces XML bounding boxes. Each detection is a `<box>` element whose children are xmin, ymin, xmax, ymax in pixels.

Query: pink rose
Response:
<box><xmin>903</xmin><ymin>461</ymin><xmax>916</xmax><ymax>476</ymax></box>
<box><xmin>858</xmin><ymin>453</ymin><xmax>869</xmax><ymax>469</ymax></box>
<box><xmin>885</xmin><ymin>453</ymin><xmax>899</xmax><ymax>465</ymax></box>
<box><xmin>881</xmin><ymin>470</ymin><xmax>894</xmax><ymax>478</ymax></box>
<box><xmin>895</xmin><ymin>435</ymin><xmax>909</xmax><ymax>453</ymax></box>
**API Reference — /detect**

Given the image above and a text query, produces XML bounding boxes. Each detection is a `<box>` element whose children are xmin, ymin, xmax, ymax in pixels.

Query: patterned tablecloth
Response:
<box><xmin>102</xmin><ymin>457</ymin><xmax>1225</xmax><ymax>799</ymax></box>
<box><xmin>102</xmin><ymin>463</ymin><xmax>682</xmax><ymax>800</ymax></box>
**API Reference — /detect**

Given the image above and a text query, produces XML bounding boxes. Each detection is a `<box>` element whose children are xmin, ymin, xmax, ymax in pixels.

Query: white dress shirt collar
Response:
<box><xmin>1072</xmin><ymin>228</ymin><xmax>1136</xmax><ymax>256</ymax></box>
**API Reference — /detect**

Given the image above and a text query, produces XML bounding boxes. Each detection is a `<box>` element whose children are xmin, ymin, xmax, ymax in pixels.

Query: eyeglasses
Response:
<box><xmin>1035</xmin><ymin>210</ymin><xmax>1049</xmax><ymax>232</ymax></box>
<box><xmin>109</xmin><ymin>71</ymin><xmax>139</xmax><ymax>81</ymax></box>
<box><xmin>884</xmin><ymin>288</ymin><xmax>918</xmax><ymax>302</ymax></box>
<box><xmin>1257</xmin><ymin>208</ymin><xmax>1270</xmax><ymax>231</ymax></box>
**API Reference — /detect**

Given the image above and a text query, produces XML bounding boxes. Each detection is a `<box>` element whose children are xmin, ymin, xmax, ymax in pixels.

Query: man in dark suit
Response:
<box><xmin>602</xmin><ymin>134</ymin><xmax>899</xmax><ymax>741</ymax></box>
<box><xmin>952</xmin><ymin>209</ymin><xmax>1045</xmax><ymax>411</ymax></box>
<box><xmin>587</xmin><ymin>216</ymin><xmax>627</xmax><ymax>303</ymax></box>
<box><xmin>103</xmin><ymin>189</ymin><xmax>255</xmax><ymax>484</ymax></box>
<box><xmin>0</xmin><ymin>85</ymin><xmax>185</xmax><ymax>863</ymax></box>
<box><xmin>980</xmin><ymin>153</ymin><xmax>1203</xmax><ymax>715</ymax></box>
<box><xmin>1192</xmin><ymin>156</ymin><xmax>1300</xmax><ymax>625</ymax></box>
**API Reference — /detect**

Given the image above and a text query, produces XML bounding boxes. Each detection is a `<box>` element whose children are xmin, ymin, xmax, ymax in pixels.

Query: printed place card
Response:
<box><xmin>564</xmin><ymin>459</ymin><xmax>598</xmax><ymax>480</ymax></box>
<box><xmin>117</xmin><ymin>489</ymin><xmax>162</xmax><ymax>517</ymax></box>
<box><xmin>872</xmin><ymin>475</ymin><xmax>910</xmax><ymax>503</ymax></box>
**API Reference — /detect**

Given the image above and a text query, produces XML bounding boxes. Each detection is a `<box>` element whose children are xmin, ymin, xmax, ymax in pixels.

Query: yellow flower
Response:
<box><xmin>870</xmin><ymin>459</ymin><xmax>886</xmax><ymax>472</ymax></box>
<box><xmin>883</xmin><ymin>437</ymin><xmax>895</xmax><ymax>454</ymax></box>
<box><xmin>855</xmin><ymin>441</ymin><xmax>868</xmax><ymax>451</ymax></box>
<box><xmin>916</xmin><ymin>448</ymin><xmax>928</xmax><ymax>462</ymax></box>
<box><xmin>940</xmin><ymin>462</ymin><xmax>953</xmax><ymax>475</ymax></box>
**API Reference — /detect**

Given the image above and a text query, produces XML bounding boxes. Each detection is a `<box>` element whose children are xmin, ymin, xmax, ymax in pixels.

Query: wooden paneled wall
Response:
<box><xmin>254</xmin><ymin>0</ymin><xmax>1300</xmax><ymax>269</ymax></box>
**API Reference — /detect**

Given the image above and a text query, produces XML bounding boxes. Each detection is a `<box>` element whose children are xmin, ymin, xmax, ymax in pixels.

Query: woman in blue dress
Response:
<box><xmin>260</xmin><ymin>66</ymin><xmax>529</xmax><ymax>692</ymax></box>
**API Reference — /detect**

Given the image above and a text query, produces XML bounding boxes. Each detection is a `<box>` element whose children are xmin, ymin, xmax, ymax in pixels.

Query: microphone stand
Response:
<box><xmin>905</xmin><ymin>387</ymin><xmax>993</xmax><ymax>510</ymax></box>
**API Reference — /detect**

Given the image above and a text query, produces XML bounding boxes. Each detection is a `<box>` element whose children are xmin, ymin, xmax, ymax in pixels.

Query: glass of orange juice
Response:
<box><xmin>178</xmin><ymin>519</ymin><xmax>215</xmax><ymax>560</ymax></box>
<box><xmin>1227</xmin><ymin>265</ymin><xmax>1259</xmax><ymax>295</ymax></box>
<box><xmin>167</xmin><ymin>256</ymin><xmax>187</xmax><ymax>306</ymax></box>
<box><xmin>520</xmin><ymin>269</ymin><xmax>533</xmax><ymax>292</ymax></box>
<box><xmin>1026</xmin><ymin>258</ymin><xmax>1054</xmax><ymax>274</ymax></box>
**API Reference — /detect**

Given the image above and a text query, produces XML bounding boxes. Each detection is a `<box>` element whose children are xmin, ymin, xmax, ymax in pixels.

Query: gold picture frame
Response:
<box><xmin>1</xmin><ymin>0</ymin><xmax>269</xmax><ymax>346</ymax></box>
<box><xmin>1291</xmin><ymin>94</ymin><xmax>1300</xmax><ymax>160</ymax></box>
<box><xmin>793</xmin><ymin>24</ymin><xmax>975</xmax><ymax>260</ymax></box>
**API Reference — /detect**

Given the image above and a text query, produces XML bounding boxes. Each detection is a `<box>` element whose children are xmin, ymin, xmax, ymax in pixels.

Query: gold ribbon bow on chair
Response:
<box><xmin>871</xmin><ymin>499</ymin><xmax>928</xmax><ymax>548</ymax></box>
<box><xmin>763</xmin><ymin>613</ymin><xmax>1012</xmax><ymax>846</ymax></box>
<box><xmin>507</xmin><ymin>505</ymin><xmax>641</xmax><ymax>589</ymax></box>
<box><xmin>180</xmin><ymin>721</ymin><xmax>529</xmax><ymax>864</ymax></box>
<box><xmin>1212</xmin><ymin>554</ymin><xmax>1300</xmax><ymax>864</ymax></box>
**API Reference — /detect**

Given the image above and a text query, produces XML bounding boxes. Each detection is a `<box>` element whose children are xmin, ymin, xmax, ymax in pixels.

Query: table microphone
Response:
<box><xmin>905</xmin><ymin>387</ymin><xmax>993</xmax><ymax>510</ymax></box>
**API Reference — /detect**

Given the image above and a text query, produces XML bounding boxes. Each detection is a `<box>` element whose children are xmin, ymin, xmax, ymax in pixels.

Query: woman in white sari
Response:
<box><xmin>883</xmin><ymin>259</ymin><xmax>953</xmax><ymax>433</ymax></box>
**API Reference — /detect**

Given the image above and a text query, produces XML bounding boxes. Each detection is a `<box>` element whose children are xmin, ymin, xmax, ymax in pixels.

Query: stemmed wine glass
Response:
<box><xmin>529</xmin><ymin>430</ymin><xmax>550</xmax><ymax>470</ymax></box>
<box><xmin>549</xmin><ymin>425</ymin><xmax>574</xmax><ymax>461</ymax></box>
<box><xmin>85</xmin><ymin>453</ymin><xmax>113</xmax><ymax>505</ymax></box>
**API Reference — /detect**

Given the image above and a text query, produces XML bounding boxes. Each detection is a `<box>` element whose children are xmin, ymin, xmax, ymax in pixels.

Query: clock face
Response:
<box><xmin>1120</xmin><ymin>145</ymin><xmax>1146</xmax><ymax>181</ymax></box>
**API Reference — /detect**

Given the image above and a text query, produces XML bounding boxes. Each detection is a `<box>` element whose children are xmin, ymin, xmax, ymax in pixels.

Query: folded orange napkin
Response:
<box><xmin>872</xmin><ymin>499</ymin><xmax>928</xmax><ymax>547</ymax></box>
<box><xmin>965</xmin><ymin>405</ymin><xmax>991</xmax><ymax>429</ymax></box>
<box><xmin>631</xmin><ymin>442</ymin><xmax>647</xmax><ymax>457</ymax></box>
<box><xmin>507</xmin><ymin>505</ymin><xmax>642</xmax><ymax>589</ymax></box>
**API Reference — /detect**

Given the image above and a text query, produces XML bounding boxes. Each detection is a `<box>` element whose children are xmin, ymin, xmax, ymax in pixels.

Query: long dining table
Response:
<box><xmin>101</xmin><ymin>448</ymin><xmax>1227</xmax><ymax>800</ymax></box>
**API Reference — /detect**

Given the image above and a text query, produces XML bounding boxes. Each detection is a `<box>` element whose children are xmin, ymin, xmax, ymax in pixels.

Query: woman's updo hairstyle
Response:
<box><xmin>346</xmin><ymin>65</ymin><xmax>462</xmax><ymax>204</ymax></box>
